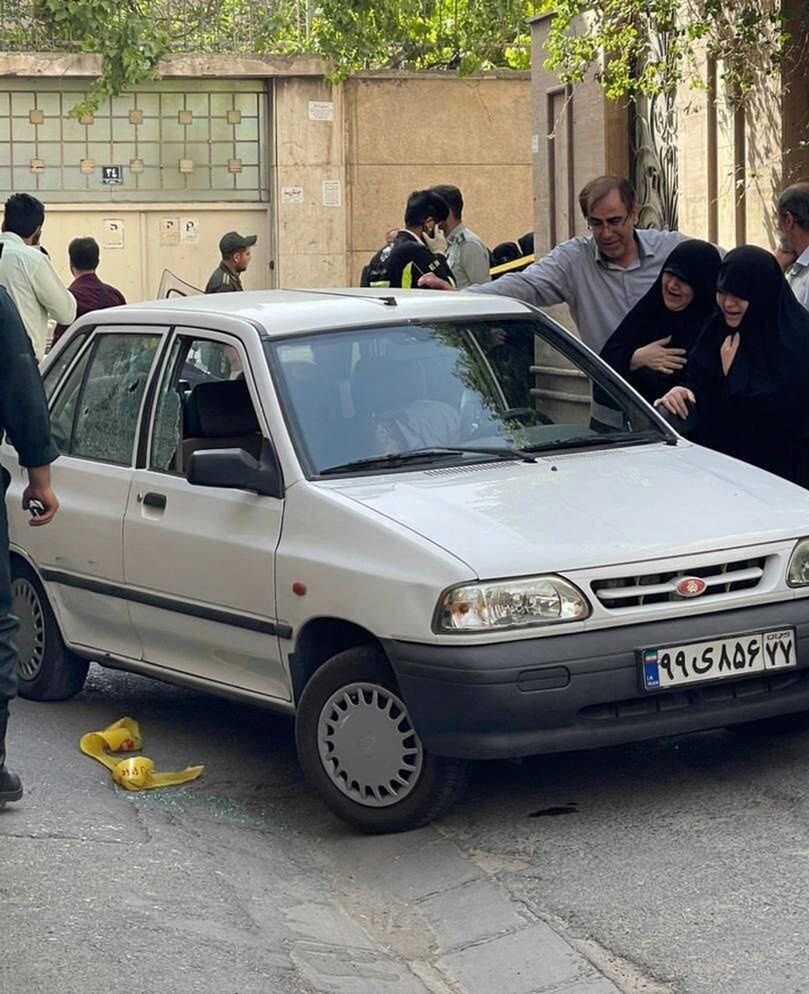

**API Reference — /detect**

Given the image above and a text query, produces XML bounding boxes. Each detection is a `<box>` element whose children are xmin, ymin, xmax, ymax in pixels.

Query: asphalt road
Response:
<box><xmin>4</xmin><ymin>663</ymin><xmax>809</xmax><ymax>994</ymax></box>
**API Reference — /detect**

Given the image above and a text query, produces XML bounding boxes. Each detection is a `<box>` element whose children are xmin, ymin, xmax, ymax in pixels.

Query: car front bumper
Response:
<box><xmin>384</xmin><ymin>600</ymin><xmax>809</xmax><ymax>760</ymax></box>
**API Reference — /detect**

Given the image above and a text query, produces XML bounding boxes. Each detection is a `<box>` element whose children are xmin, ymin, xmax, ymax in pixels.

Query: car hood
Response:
<box><xmin>322</xmin><ymin>443</ymin><xmax>809</xmax><ymax>576</ymax></box>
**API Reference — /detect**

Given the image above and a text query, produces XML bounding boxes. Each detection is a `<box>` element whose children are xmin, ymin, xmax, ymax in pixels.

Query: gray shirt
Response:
<box><xmin>446</xmin><ymin>223</ymin><xmax>491</xmax><ymax>289</ymax></box>
<box><xmin>469</xmin><ymin>228</ymin><xmax>688</xmax><ymax>352</ymax></box>
<box><xmin>787</xmin><ymin>246</ymin><xmax>809</xmax><ymax>311</ymax></box>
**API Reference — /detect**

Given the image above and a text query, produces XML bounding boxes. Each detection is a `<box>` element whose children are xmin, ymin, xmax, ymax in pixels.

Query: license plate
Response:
<box><xmin>640</xmin><ymin>628</ymin><xmax>796</xmax><ymax>691</ymax></box>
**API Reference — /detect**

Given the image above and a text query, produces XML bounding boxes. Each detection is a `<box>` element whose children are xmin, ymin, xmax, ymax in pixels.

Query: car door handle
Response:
<box><xmin>141</xmin><ymin>492</ymin><xmax>167</xmax><ymax>509</ymax></box>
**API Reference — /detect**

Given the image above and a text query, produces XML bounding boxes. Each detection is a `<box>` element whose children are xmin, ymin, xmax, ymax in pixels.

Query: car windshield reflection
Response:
<box><xmin>266</xmin><ymin>320</ymin><xmax>666</xmax><ymax>476</ymax></box>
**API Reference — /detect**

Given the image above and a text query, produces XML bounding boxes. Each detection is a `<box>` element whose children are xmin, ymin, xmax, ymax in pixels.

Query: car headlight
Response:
<box><xmin>788</xmin><ymin>538</ymin><xmax>809</xmax><ymax>587</ymax></box>
<box><xmin>435</xmin><ymin>575</ymin><xmax>590</xmax><ymax>632</ymax></box>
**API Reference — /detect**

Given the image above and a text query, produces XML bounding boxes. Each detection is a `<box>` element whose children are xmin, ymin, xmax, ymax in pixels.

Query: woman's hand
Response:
<box><xmin>721</xmin><ymin>333</ymin><xmax>740</xmax><ymax>377</ymax></box>
<box><xmin>655</xmin><ymin>385</ymin><xmax>696</xmax><ymax>420</ymax></box>
<box><xmin>630</xmin><ymin>336</ymin><xmax>687</xmax><ymax>374</ymax></box>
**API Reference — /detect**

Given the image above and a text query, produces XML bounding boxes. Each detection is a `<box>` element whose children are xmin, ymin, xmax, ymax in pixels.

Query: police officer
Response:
<box><xmin>205</xmin><ymin>231</ymin><xmax>257</xmax><ymax>294</ymax></box>
<box><xmin>362</xmin><ymin>190</ymin><xmax>455</xmax><ymax>289</ymax></box>
<box><xmin>430</xmin><ymin>184</ymin><xmax>491</xmax><ymax>289</ymax></box>
<box><xmin>0</xmin><ymin>286</ymin><xmax>59</xmax><ymax>805</ymax></box>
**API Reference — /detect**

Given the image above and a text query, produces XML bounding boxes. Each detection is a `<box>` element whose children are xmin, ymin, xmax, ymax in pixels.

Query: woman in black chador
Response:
<box><xmin>601</xmin><ymin>239</ymin><xmax>722</xmax><ymax>404</ymax></box>
<box><xmin>657</xmin><ymin>245</ymin><xmax>809</xmax><ymax>488</ymax></box>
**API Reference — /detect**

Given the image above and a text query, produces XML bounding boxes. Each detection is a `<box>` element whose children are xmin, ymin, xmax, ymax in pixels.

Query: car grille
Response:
<box><xmin>579</xmin><ymin>670</ymin><xmax>803</xmax><ymax>721</ymax></box>
<box><xmin>591</xmin><ymin>556</ymin><xmax>767</xmax><ymax>611</ymax></box>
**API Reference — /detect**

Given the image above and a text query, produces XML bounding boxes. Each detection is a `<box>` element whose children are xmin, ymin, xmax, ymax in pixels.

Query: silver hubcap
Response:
<box><xmin>318</xmin><ymin>681</ymin><xmax>424</xmax><ymax>808</ymax></box>
<box><xmin>11</xmin><ymin>578</ymin><xmax>45</xmax><ymax>681</ymax></box>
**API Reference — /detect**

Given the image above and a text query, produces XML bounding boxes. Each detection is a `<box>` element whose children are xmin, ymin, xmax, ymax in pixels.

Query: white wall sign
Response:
<box><xmin>180</xmin><ymin>217</ymin><xmax>200</xmax><ymax>244</ymax></box>
<box><xmin>282</xmin><ymin>186</ymin><xmax>305</xmax><ymax>205</ymax></box>
<box><xmin>308</xmin><ymin>100</ymin><xmax>334</xmax><ymax>122</ymax></box>
<box><xmin>531</xmin><ymin>134</ymin><xmax>540</xmax><ymax>155</ymax></box>
<box><xmin>159</xmin><ymin>217</ymin><xmax>180</xmax><ymax>246</ymax></box>
<box><xmin>322</xmin><ymin>180</ymin><xmax>341</xmax><ymax>208</ymax></box>
<box><xmin>102</xmin><ymin>218</ymin><xmax>124</xmax><ymax>249</ymax></box>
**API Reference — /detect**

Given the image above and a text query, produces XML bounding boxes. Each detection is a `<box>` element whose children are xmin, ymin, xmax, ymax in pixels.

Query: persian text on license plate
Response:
<box><xmin>641</xmin><ymin>628</ymin><xmax>796</xmax><ymax>691</ymax></box>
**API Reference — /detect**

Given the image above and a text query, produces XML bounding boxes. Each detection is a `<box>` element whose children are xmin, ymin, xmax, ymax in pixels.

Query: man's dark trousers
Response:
<box><xmin>0</xmin><ymin>467</ymin><xmax>20</xmax><ymax>765</ymax></box>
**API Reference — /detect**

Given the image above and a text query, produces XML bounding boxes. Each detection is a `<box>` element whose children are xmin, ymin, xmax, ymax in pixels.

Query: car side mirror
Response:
<box><xmin>186</xmin><ymin>443</ymin><xmax>283</xmax><ymax>498</ymax></box>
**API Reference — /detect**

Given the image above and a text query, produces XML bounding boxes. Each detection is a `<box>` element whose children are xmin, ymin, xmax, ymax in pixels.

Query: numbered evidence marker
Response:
<box><xmin>102</xmin><ymin>218</ymin><xmax>124</xmax><ymax>250</ymax></box>
<box><xmin>159</xmin><ymin>217</ymin><xmax>180</xmax><ymax>246</ymax></box>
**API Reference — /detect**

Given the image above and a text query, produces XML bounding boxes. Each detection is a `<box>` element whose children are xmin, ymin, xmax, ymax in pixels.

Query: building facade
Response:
<box><xmin>0</xmin><ymin>54</ymin><xmax>532</xmax><ymax>299</ymax></box>
<box><xmin>530</xmin><ymin>2</ymin><xmax>809</xmax><ymax>254</ymax></box>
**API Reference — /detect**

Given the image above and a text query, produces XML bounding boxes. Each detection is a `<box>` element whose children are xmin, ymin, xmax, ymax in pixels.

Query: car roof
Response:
<box><xmin>71</xmin><ymin>288</ymin><xmax>537</xmax><ymax>340</ymax></box>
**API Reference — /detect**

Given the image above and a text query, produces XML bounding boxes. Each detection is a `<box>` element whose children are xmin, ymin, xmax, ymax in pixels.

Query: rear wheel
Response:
<box><xmin>11</xmin><ymin>559</ymin><xmax>89</xmax><ymax>701</ymax></box>
<box><xmin>295</xmin><ymin>645</ymin><xmax>469</xmax><ymax>833</ymax></box>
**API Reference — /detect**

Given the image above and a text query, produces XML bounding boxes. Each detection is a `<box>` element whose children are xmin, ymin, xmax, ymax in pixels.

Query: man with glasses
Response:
<box><xmin>419</xmin><ymin>175</ymin><xmax>688</xmax><ymax>353</ymax></box>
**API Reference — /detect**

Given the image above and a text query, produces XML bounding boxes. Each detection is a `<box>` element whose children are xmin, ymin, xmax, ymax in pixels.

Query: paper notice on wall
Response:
<box><xmin>102</xmin><ymin>218</ymin><xmax>124</xmax><ymax>249</ymax></box>
<box><xmin>322</xmin><ymin>180</ymin><xmax>341</xmax><ymax>208</ymax></box>
<box><xmin>308</xmin><ymin>100</ymin><xmax>334</xmax><ymax>122</ymax></box>
<box><xmin>180</xmin><ymin>217</ymin><xmax>200</xmax><ymax>244</ymax></box>
<box><xmin>159</xmin><ymin>217</ymin><xmax>180</xmax><ymax>246</ymax></box>
<box><xmin>282</xmin><ymin>186</ymin><xmax>305</xmax><ymax>204</ymax></box>
<box><xmin>531</xmin><ymin>134</ymin><xmax>540</xmax><ymax>155</ymax></box>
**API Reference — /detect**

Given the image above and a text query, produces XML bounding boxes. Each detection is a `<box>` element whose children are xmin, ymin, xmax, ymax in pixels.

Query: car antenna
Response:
<box><xmin>284</xmin><ymin>288</ymin><xmax>398</xmax><ymax>307</ymax></box>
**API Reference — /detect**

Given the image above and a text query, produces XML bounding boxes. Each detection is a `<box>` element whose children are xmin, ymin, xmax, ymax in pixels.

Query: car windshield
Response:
<box><xmin>265</xmin><ymin>318</ymin><xmax>668</xmax><ymax>476</ymax></box>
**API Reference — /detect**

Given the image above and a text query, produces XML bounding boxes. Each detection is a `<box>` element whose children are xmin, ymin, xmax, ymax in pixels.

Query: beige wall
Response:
<box><xmin>1</xmin><ymin>64</ymin><xmax>531</xmax><ymax>295</ymax></box>
<box><xmin>272</xmin><ymin>77</ymin><xmax>348</xmax><ymax>288</ymax></box>
<box><xmin>530</xmin><ymin>14</ymin><xmax>628</xmax><ymax>255</ymax></box>
<box><xmin>42</xmin><ymin>204</ymin><xmax>271</xmax><ymax>302</ymax></box>
<box><xmin>343</xmin><ymin>74</ymin><xmax>532</xmax><ymax>285</ymax></box>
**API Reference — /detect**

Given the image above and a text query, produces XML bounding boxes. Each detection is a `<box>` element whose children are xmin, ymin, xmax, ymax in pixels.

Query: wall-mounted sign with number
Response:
<box><xmin>102</xmin><ymin>165</ymin><xmax>124</xmax><ymax>185</ymax></box>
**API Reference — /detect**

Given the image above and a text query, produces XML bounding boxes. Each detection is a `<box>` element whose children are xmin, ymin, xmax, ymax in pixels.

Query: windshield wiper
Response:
<box><xmin>320</xmin><ymin>444</ymin><xmax>537</xmax><ymax>475</ymax></box>
<box><xmin>523</xmin><ymin>431</ymin><xmax>671</xmax><ymax>454</ymax></box>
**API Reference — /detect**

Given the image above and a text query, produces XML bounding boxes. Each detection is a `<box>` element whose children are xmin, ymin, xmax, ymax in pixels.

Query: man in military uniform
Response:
<box><xmin>361</xmin><ymin>190</ymin><xmax>455</xmax><ymax>289</ymax></box>
<box><xmin>430</xmin><ymin>184</ymin><xmax>491</xmax><ymax>289</ymax></box>
<box><xmin>205</xmin><ymin>231</ymin><xmax>257</xmax><ymax>294</ymax></box>
<box><xmin>0</xmin><ymin>286</ymin><xmax>59</xmax><ymax>805</ymax></box>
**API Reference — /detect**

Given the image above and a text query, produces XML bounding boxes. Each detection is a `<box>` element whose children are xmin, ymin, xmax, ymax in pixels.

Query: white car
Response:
<box><xmin>6</xmin><ymin>289</ymin><xmax>809</xmax><ymax>832</ymax></box>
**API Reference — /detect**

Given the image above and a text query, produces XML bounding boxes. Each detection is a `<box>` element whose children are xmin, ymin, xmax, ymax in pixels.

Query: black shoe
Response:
<box><xmin>0</xmin><ymin>766</ymin><xmax>22</xmax><ymax>804</ymax></box>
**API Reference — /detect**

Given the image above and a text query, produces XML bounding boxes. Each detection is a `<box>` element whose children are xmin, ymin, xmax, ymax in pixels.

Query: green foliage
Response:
<box><xmin>293</xmin><ymin>0</ymin><xmax>537</xmax><ymax>79</ymax></box>
<box><xmin>540</xmin><ymin>0</ymin><xmax>790</xmax><ymax>103</ymax></box>
<box><xmin>15</xmin><ymin>0</ymin><xmax>793</xmax><ymax>113</ymax></box>
<box><xmin>33</xmin><ymin>0</ymin><xmax>170</xmax><ymax>117</ymax></box>
<box><xmin>20</xmin><ymin>0</ymin><xmax>536</xmax><ymax>115</ymax></box>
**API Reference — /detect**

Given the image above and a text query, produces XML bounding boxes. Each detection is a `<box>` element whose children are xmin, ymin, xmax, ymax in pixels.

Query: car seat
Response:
<box><xmin>181</xmin><ymin>379</ymin><xmax>263</xmax><ymax>469</ymax></box>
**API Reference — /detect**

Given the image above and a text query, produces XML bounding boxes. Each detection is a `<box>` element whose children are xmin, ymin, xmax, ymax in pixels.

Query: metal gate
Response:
<box><xmin>629</xmin><ymin>32</ymin><xmax>679</xmax><ymax>231</ymax></box>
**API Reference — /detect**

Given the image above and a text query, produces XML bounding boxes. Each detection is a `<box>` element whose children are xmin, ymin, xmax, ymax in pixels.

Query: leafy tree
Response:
<box><xmin>21</xmin><ymin>0</ymin><xmax>536</xmax><ymax>116</ymax></box>
<box><xmin>13</xmin><ymin>0</ymin><xmax>795</xmax><ymax>116</ymax></box>
<box><xmin>540</xmin><ymin>0</ymin><xmax>791</xmax><ymax>103</ymax></box>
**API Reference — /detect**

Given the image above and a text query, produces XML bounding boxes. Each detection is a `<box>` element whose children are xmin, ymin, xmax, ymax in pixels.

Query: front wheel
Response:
<box><xmin>11</xmin><ymin>559</ymin><xmax>89</xmax><ymax>701</ymax></box>
<box><xmin>295</xmin><ymin>646</ymin><xmax>469</xmax><ymax>833</ymax></box>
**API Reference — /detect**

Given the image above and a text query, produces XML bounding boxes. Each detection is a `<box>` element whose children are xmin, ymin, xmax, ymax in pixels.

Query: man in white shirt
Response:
<box><xmin>0</xmin><ymin>194</ymin><xmax>76</xmax><ymax>358</ymax></box>
<box><xmin>777</xmin><ymin>183</ymin><xmax>809</xmax><ymax>310</ymax></box>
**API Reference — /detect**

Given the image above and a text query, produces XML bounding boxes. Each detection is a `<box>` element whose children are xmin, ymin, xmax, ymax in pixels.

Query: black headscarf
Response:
<box><xmin>601</xmin><ymin>239</ymin><xmax>722</xmax><ymax>403</ymax></box>
<box><xmin>687</xmin><ymin>245</ymin><xmax>809</xmax><ymax>486</ymax></box>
